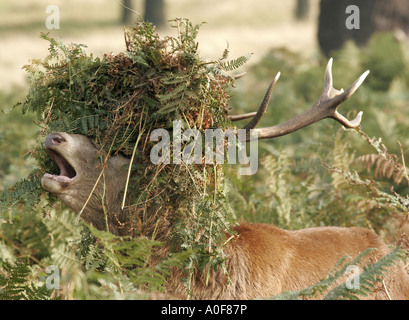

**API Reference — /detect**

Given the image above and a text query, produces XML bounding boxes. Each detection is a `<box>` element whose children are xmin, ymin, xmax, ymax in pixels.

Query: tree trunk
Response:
<box><xmin>144</xmin><ymin>0</ymin><xmax>165</xmax><ymax>29</ymax></box>
<box><xmin>121</xmin><ymin>0</ymin><xmax>133</xmax><ymax>25</ymax></box>
<box><xmin>295</xmin><ymin>0</ymin><xmax>310</xmax><ymax>20</ymax></box>
<box><xmin>318</xmin><ymin>0</ymin><xmax>409</xmax><ymax>56</ymax></box>
<box><xmin>372</xmin><ymin>0</ymin><xmax>409</xmax><ymax>33</ymax></box>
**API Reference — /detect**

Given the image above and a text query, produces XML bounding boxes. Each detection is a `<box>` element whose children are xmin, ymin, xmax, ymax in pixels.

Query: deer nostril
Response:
<box><xmin>45</xmin><ymin>133</ymin><xmax>66</xmax><ymax>147</ymax></box>
<box><xmin>52</xmin><ymin>137</ymin><xmax>63</xmax><ymax>144</ymax></box>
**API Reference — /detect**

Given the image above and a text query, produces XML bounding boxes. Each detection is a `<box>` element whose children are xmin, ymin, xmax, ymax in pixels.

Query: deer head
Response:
<box><xmin>41</xmin><ymin>132</ymin><xmax>130</xmax><ymax>234</ymax></box>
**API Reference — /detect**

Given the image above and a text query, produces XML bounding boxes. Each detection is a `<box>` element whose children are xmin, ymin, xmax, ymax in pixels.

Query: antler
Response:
<box><xmin>227</xmin><ymin>112</ymin><xmax>257</xmax><ymax>121</ymax></box>
<box><xmin>227</xmin><ymin>72</ymin><xmax>280</xmax><ymax>123</ymax></box>
<box><xmin>236</xmin><ymin>58</ymin><xmax>369</xmax><ymax>141</ymax></box>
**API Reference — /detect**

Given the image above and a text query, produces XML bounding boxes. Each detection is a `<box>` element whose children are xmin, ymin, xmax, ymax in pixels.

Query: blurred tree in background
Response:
<box><xmin>295</xmin><ymin>0</ymin><xmax>310</xmax><ymax>20</ymax></box>
<box><xmin>121</xmin><ymin>0</ymin><xmax>133</xmax><ymax>24</ymax></box>
<box><xmin>318</xmin><ymin>0</ymin><xmax>409</xmax><ymax>56</ymax></box>
<box><xmin>144</xmin><ymin>0</ymin><xmax>165</xmax><ymax>28</ymax></box>
<box><xmin>121</xmin><ymin>0</ymin><xmax>165</xmax><ymax>28</ymax></box>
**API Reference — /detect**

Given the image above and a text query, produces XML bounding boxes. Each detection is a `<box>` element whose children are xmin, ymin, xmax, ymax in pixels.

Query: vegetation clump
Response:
<box><xmin>3</xmin><ymin>18</ymin><xmax>252</xmax><ymax>297</ymax></box>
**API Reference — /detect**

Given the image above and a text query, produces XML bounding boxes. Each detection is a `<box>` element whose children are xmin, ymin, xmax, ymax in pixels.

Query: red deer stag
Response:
<box><xmin>41</xmin><ymin>59</ymin><xmax>409</xmax><ymax>299</ymax></box>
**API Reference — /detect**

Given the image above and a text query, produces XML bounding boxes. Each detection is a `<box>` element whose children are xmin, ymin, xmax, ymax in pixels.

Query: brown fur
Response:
<box><xmin>41</xmin><ymin>132</ymin><xmax>409</xmax><ymax>299</ymax></box>
<box><xmin>168</xmin><ymin>224</ymin><xmax>409</xmax><ymax>299</ymax></box>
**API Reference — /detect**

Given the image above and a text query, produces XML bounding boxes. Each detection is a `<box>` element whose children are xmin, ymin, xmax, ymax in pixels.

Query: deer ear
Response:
<box><xmin>109</xmin><ymin>154</ymin><xmax>131</xmax><ymax>171</ymax></box>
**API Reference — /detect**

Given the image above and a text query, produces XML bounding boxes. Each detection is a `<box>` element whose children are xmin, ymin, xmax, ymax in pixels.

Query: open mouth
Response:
<box><xmin>44</xmin><ymin>147</ymin><xmax>77</xmax><ymax>183</ymax></box>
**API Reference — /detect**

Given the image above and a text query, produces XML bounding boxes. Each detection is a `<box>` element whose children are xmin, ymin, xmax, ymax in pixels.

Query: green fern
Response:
<box><xmin>83</xmin><ymin>225</ymin><xmax>191</xmax><ymax>293</ymax></box>
<box><xmin>330</xmin><ymin>167</ymin><xmax>409</xmax><ymax>216</ymax></box>
<box><xmin>218</xmin><ymin>54</ymin><xmax>253</xmax><ymax>72</ymax></box>
<box><xmin>324</xmin><ymin>247</ymin><xmax>404</xmax><ymax>300</ymax></box>
<box><xmin>0</xmin><ymin>170</ymin><xmax>43</xmax><ymax>214</ymax></box>
<box><xmin>0</xmin><ymin>260</ymin><xmax>51</xmax><ymax>300</ymax></box>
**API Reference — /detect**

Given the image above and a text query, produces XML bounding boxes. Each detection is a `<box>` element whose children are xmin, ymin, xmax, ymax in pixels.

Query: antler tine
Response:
<box><xmin>227</xmin><ymin>72</ymin><xmax>280</xmax><ymax>125</ymax></box>
<box><xmin>342</xmin><ymin>69</ymin><xmax>370</xmax><ymax>100</ymax></box>
<box><xmin>331</xmin><ymin>68</ymin><xmax>369</xmax><ymax>127</ymax></box>
<box><xmin>227</xmin><ymin>112</ymin><xmax>257</xmax><ymax>121</ymax></box>
<box><xmin>323</xmin><ymin>57</ymin><xmax>334</xmax><ymax>96</ymax></box>
<box><xmin>234</xmin><ymin>72</ymin><xmax>247</xmax><ymax>80</ymax></box>
<box><xmin>324</xmin><ymin>59</ymin><xmax>369</xmax><ymax>128</ymax></box>
<box><xmin>242</xmin><ymin>58</ymin><xmax>369</xmax><ymax>141</ymax></box>
<box><xmin>241</xmin><ymin>72</ymin><xmax>281</xmax><ymax>130</ymax></box>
